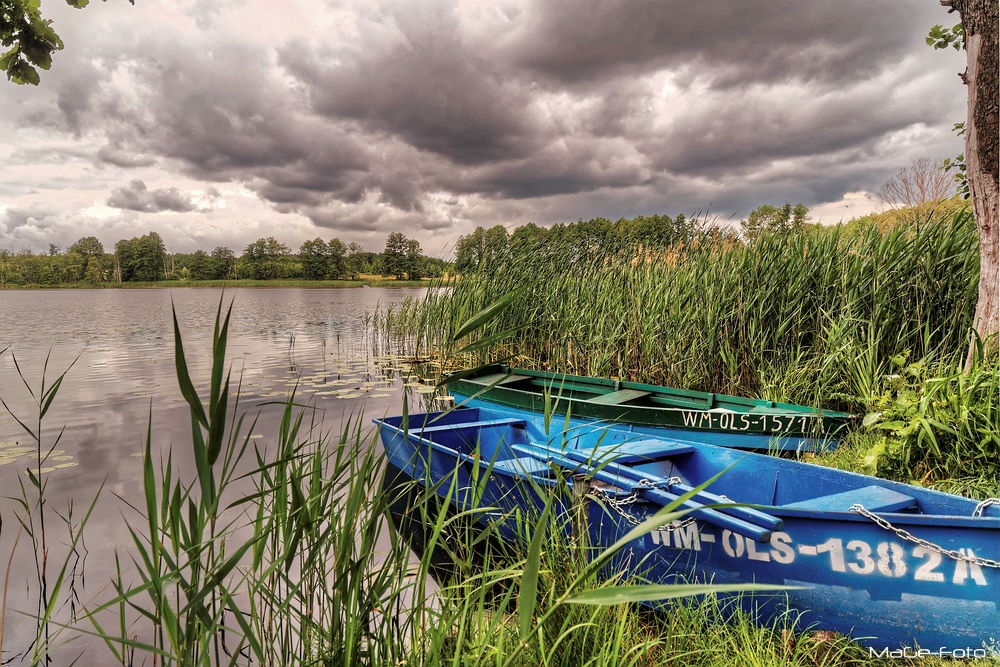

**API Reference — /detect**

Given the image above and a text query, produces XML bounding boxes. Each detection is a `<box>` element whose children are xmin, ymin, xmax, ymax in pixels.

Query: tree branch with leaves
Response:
<box><xmin>0</xmin><ymin>0</ymin><xmax>112</xmax><ymax>84</ymax></box>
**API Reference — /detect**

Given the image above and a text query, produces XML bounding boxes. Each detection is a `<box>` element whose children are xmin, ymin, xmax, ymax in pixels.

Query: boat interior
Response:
<box><xmin>380</xmin><ymin>408</ymin><xmax>998</xmax><ymax>522</ymax></box>
<box><xmin>465</xmin><ymin>368</ymin><xmax>830</xmax><ymax>416</ymax></box>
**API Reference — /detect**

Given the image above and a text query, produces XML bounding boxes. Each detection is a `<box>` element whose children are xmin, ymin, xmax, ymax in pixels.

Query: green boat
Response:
<box><xmin>447</xmin><ymin>364</ymin><xmax>855</xmax><ymax>452</ymax></box>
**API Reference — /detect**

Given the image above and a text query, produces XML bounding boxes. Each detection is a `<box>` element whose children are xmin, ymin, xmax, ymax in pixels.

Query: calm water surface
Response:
<box><xmin>0</xmin><ymin>287</ymin><xmax>434</xmax><ymax>660</ymax></box>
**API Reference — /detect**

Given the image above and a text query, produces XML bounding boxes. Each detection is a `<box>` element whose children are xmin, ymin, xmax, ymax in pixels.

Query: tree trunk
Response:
<box><xmin>946</xmin><ymin>0</ymin><xmax>999</xmax><ymax>367</ymax></box>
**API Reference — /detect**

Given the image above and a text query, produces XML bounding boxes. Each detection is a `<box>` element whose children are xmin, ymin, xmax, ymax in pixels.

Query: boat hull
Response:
<box><xmin>375</xmin><ymin>408</ymin><xmax>1000</xmax><ymax>653</ymax></box>
<box><xmin>448</xmin><ymin>365</ymin><xmax>854</xmax><ymax>452</ymax></box>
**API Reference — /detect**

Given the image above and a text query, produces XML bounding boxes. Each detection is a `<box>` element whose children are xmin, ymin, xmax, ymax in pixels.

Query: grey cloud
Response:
<box><xmin>505</xmin><ymin>0</ymin><xmax>928</xmax><ymax>90</ymax></box>
<box><xmin>89</xmin><ymin>37</ymin><xmax>378</xmax><ymax>215</ymax></box>
<box><xmin>1</xmin><ymin>205</ymin><xmax>58</xmax><ymax>234</ymax></box>
<box><xmin>307</xmin><ymin>203</ymin><xmax>394</xmax><ymax>233</ymax></box>
<box><xmin>281</xmin><ymin>2</ymin><xmax>543</xmax><ymax>166</ymax></box>
<box><xmin>639</xmin><ymin>65</ymin><xmax>961</xmax><ymax>181</ymax></box>
<box><xmin>97</xmin><ymin>145</ymin><xmax>157</xmax><ymax>168</ymax></box>
<box><xmin>106</xmin><ymin>179</ymin><xmax>199</xmax><ymax>212</ymax></box>
<box><xmin>452</xmin><ymin>138</ymin><xmax>650</xmax><ymax>199</ymax></box>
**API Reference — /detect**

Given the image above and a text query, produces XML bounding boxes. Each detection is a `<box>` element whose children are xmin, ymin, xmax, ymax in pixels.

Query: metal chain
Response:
<box><xmin>850</xmin><ymin>504</ymin><xmax>1000</xmax><ymax>569</ymax></box>
<box><xmin>591</xmin><ymin>488</ymin><xmax>643</xmax><ymax>525</ymax></box>
<box><xmin>658</xmin><ymin>517</ymin><xmax>697</xmax><ymax>532</ymax></box>
<box><xmin>591</xmin><ymin>477</ymin><xmax>696</xmax><ymax>531</ymax></box>
<box><xmin>973</xmin><ymin>498</ymin><xmax>1000</xmax><ymax>518</ymax></box>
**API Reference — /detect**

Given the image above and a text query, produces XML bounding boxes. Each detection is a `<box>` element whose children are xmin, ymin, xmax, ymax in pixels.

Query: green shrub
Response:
<box><xmin>862</xmin><ymin>349</ymin><xmax>999</xmax><ymax>483</ymax></box>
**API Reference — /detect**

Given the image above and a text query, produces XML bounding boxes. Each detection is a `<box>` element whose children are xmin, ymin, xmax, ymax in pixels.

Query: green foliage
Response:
<box><xmin>1</xmin><ymin>0</ymin><xmax>66</xmax><ymax>85</ymax></box>
<box><xmin>926</xmin><ymin>22</ymin><xmax>965</xmax><ymax>51</ymax></box>
<box><xmin>382</xmin><ymin>231</ymin><xmax>424</xmax><ymax>280</ymax></box>
<box><xmin>928</xmin><ymin>16</ymin><xmax>970</xmax><ymax>204</ymax></box>
<box><xmin>455</xmin><ymin>225</ymin><xmax>510</xmax><ymax>272</ymax></box>
<box><xmin>298</xmin><ymin>236</ymin><xmax>348</xmax><ymax>279</ymax></box>
<box><xmin>455</xmin><ymin>214</ymin><xmax>720</xmax><ymax>275</ymax></box>
<box><xmin>241</xmin><ymin>236</ymin><xmax>291</xmax><ymax>280</ymax></box>
<box><xmin>207</xmin><ymin>245</ymin><xmax>235</xmax><ymax>280</ymax></box>
<box><xmin>115</xmin><ymin>231</ymin><xmax>167</xmax><ymax>282</ymax></box>
<box><xmin>0</xmin><ymin>230</ymin><xmax>451</xmax><ymax>286</ymax></box>
<box><xmin>68</xmin><ymin>235</ymin><xmax>103</xmax><ymax>258</ymax></box>
<box><xmin>299</xmin><ymin>237</ymin><xmax>330</xmax><ymax>280</ymax></box>
<box><xmin>862</xmin><ymin>348</ymin><xmax>999</xmax><ymax>483</ymax></box>
<box><xmin>344</xmin><ymin>241</ymin><xmax>369</xmax><ymax>278</ymax></box>
<box><xmin>741</xmin><ymin>203</ymin><xmax>809</xmax><ymax>241</ymax></box>
<box><xmin>942</xmin><ymin>123</ymin><xmax>970</xmax><ymax>200</ymax></box>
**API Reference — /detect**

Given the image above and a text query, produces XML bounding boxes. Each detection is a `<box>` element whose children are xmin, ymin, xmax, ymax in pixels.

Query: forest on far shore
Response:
<box><xmin>0</xmin><ymin>231</ymin><xmax>450</xmax><ymax>286</ymax></box>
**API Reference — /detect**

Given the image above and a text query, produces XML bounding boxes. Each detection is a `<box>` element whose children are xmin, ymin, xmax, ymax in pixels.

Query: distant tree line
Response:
<box><xmin>453</xmin><ymin>213</ymin><xmax>739</xmax><ymax>274</ymax></box>
<box><xmin>0</xmin><ymin>231</ymin><xmax>449</xmax><ymax>287</ymax></box>
<box><xmin>452</xmin><ymin>208</ymin><xmax>828</xmax><ymax>275</ymax></box>
<box><xmin>0</xmin><ymin>208</ymin><xmax>826</xmax><ymax>287</ymax></box>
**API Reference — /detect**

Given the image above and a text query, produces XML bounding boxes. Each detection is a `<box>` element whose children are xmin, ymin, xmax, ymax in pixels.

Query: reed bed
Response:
<box><xmin>383</xmin><ymin>210</ymin><xmax>980</xmax><ymax>413</ymax></box>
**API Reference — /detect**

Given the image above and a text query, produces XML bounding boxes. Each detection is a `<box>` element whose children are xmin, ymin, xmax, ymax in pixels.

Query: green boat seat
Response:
<box><xmin>647</xmin><ymin>394</ymin><xmax>713</xmax><ymax>410</ymax></box>
<box><xmin>586</xmin><ymin>389</ymin><xmax>652</xmax><ymax>405</ymax></box>
<box><xmin>582</xmin><ymin>438</ymin><xmax>695</xmax><ymax>464</ymax></box>
<box><xmin>490</xmin><ymin>456</ymin><xmax>551</xmax><ymax>477</ymax></box>
<box><xmin>781</xmin><ymin>485</ymin><xmax>917</xmax><ymax>513</ymax></box>
<box><xmin>470</xmin><ymin>373</ymin><xmax>531</xmax><ymax>386</ymax></box>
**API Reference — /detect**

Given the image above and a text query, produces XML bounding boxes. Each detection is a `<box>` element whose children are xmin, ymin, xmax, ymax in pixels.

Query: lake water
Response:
<box><xmin>0</xmin><ymin>287</ymin><xmax>436</xmax><ymax>661</ymax></box>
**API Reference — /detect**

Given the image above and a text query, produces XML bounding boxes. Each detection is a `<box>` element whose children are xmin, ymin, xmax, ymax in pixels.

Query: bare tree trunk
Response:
<box><xmin>945</xmin><ymin>0</ymin><xmax>999</xmax><ymax>367</ymax></box>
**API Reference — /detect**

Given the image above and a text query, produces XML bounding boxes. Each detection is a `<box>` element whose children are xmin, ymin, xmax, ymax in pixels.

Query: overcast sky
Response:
<box><xmin>0</xmin><ymin>0</ymin><xmax>968</xmax><ymax>257</ymax></box>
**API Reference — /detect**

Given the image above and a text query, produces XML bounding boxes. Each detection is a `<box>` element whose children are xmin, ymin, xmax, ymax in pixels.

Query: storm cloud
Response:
<box><xmin>0</xmin><ymin>0</ymin><xmax>968</xmax><ymax>254</ymax></box>
<box><xmin>107</xmin><ymin>180</ymin><xmax>200</xmax><ymax>213</ymax></box>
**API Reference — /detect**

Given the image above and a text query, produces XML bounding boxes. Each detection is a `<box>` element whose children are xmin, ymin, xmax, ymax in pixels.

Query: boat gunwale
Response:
<box><xmin>451</xmin><ymin>363</ymin><xmax>855</xmax><ymax>420</ymax></box>
<box><xmin>375</xmin><ymin>418</ymin><xmax>1000</xmax><ymax>528</ymax></box>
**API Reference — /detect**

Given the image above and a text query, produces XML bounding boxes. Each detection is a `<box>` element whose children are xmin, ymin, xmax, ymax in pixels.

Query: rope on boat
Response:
<box><xmin>850</xmin><ymin>504</ymin><xmax>1000</xmax><ymax>569</ymax></box>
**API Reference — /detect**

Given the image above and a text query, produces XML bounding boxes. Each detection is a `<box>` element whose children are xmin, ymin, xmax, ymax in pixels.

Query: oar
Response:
<box><xmin>512</xmin><ymin>444</ymin><xmax>771</xmax><ymax>543</ymax></box>
<box><xmin>562</xmin><ymin>449</ymin><xmax>784</xmax><ymax>533</ymax></box>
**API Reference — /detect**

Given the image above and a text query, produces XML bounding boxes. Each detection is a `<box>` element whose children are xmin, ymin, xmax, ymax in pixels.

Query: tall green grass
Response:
<box><xmin>379</xmin><ymin>210</ymin><xmax>980</xmax><ymax>413</ymax></box>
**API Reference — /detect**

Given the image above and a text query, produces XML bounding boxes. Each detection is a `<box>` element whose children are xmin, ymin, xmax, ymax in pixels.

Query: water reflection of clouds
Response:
<box><xmin>0</xmin><ymin>286</ymin><xmax>431</xmax><ymax>492</ymax></box>
<box><xmin>2</xmin><ymin>294</ymin><xmax>445</xmax><ymax>555</ymax></box>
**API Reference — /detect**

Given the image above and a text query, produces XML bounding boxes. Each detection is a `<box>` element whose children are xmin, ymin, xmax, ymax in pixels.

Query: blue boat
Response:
<box><xmin>375</xmin><ymin>407</ymin><xmax>1000</xmax><ymax>653</ymax></box>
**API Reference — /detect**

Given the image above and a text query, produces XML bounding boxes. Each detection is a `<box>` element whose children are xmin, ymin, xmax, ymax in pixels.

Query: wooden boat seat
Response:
<box><xmin>781</xmin><ymin>485</ymin><xmax>917</xmax><ymax>513</ymax></box>
<box><xmin>412</xmin><ymin>417</ymin><xmax>525</xmax><ymax>435</ymax></box>
<box><xmin>470</xmin><ymin>373</ymin><xmax>531</xmax><ymax>386</ymax></box>
<box><xmin>647</xmin><ymin>394</ymin><xmax>713</xmax><ymax>410</ymax></box>
<box><xmin>574</xmin><ymin>439</ymin><xmax>695</xmax><ymax>464</ymax></box>
<box><xmin>490</xmin><ymin>456</ymin><xmax>551</xmax><ymax>477</ymax></box>
<box><xmin>586</xmin><ymin>389</ymin><xmax>652</xmax><ymax>405</ymax></box>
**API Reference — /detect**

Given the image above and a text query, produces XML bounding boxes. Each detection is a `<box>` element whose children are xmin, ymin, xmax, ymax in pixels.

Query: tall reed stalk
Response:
<box><xmin>0</xmin><ymin>345</ymin><xmax>88</xmax><ymax>665</ymax></box>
